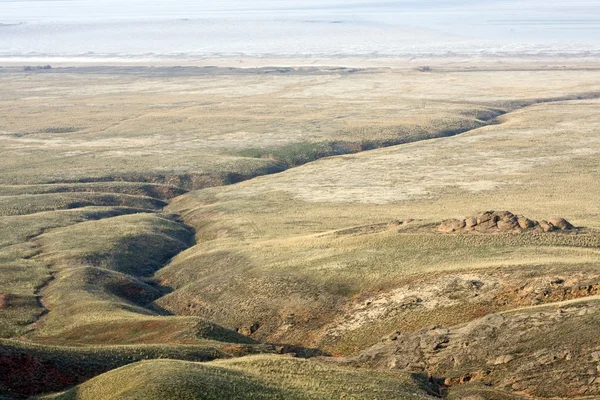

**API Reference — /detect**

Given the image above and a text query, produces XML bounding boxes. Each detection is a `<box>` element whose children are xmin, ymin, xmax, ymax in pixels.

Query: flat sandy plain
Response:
<box><xmin>1</xmin><ymin>59</ymin><xmax>600</xmax><ymax>399</ymax></box>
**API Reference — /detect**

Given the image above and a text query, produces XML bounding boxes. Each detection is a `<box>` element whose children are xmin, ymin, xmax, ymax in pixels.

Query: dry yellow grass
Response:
<box><xmin>1</xmin><ymin>66</ymin><xmax>599</xmax><ymax>188</ymax></box>
<box><xmin>160</xmin><ymin>93</ymin><xmax>600</xmax><ymax>353</ymax></box>
<box><xmin>39</xmin><ymin>355</ymin><xmax>436</xmax><ymax>400</ymax></box>
<box><xmin>1</xmin><ymin>64</ymin><xmax>599</xmax><ymax>399</ymax></box>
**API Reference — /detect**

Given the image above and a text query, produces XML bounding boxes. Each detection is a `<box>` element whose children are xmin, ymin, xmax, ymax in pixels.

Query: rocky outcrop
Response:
<box><xmin>350</xmin><ymin>299</ymin><xmax>600</xmax><ymax>398</ymax></box>
<box><xmin>438</xmin><ymin>211</ymin><xmax>575</xmax><ymax>233</ymax></box>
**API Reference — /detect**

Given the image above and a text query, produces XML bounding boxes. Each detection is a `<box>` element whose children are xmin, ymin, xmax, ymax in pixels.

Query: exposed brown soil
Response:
<box><xmin>0</xmin><ymin>350</ymin><xmax>104</xmax><ymax>399</ymax></box>
<box><xmin>0</xmin><ymin>294</ymin><xmax>13</xmax><ymax>309</ymax></box>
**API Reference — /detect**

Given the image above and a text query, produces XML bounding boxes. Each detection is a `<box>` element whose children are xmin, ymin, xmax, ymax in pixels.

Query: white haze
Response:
<box><xmin>0</xmin><ymin>0</ymin><xmax>599</xmax><ymax>58</ymax></box>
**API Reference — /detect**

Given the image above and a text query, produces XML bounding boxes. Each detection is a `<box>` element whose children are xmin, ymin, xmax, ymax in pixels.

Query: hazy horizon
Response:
<box><xmin>1</xmin><ymin>0</ymin><xmax>599</xmax><ymax>58</ymax></box>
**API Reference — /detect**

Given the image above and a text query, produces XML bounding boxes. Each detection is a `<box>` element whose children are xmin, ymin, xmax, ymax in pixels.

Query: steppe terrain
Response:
<box><xmin>1</xmin><ymin>62</ymin><xmax>599</xmax><ymax>399</ymax></box>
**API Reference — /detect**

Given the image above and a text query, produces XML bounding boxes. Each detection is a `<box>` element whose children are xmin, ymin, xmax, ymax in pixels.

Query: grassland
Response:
<box><xmin>38</xmin><ymin>356</ymin><xmax>437</xmax><ymax>400</ymax></box>
<box><xmin>158</xmin><ymin>97</ymin><xmax>600</xmax><ymax>355</ymax></box>
<box><xmin>0</xmin><ymin>339</ymin><xmax>234</xmax><ymax>398</ymax></box>
<box><xmin>0</xmin><ymin>63</ymin><xmax>599</xmax><ymax>399</ymax></box>
<box><xmin>2</xmin><ymin>66</ymin><xmax>599</xmax><ymax>188</ymax></box>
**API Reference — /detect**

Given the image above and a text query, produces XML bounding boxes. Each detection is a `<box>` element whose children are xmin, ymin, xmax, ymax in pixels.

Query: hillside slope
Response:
<box><xmin>0</xmin><ymin>66</ymin><xmax>598</xmax><ymax>399</ymax></box>
<box><xmin>38</xmin><ymin>356</ymin><xmax>437</xmax><ymax>400</ymax></box>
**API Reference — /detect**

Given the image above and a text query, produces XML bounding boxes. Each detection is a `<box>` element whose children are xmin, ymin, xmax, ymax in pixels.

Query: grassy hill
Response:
<box><xmin>0</xmin><ymin>339</ymin><xmax>286</xmax><ymax>399</ymax></box>
<box><xmin>157</xmin><ymin>98</ymin><xmax>600</xmax><ymax>355</ymax></box>
<box><xmin>38</xmin><ymin>356</ymin><xmax>437</xmax><ymax>400</ymax></box>
<box><xmin>0</xmin><ymin>65</ymin><xmax>599</xmax><ymax>399</ymax></box>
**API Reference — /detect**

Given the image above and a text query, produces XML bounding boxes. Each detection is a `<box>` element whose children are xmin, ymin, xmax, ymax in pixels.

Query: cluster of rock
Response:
<box><xmin>438</xmin><ymin>211</ymin><xmax>574</xmax><ymax>233</ymax></box>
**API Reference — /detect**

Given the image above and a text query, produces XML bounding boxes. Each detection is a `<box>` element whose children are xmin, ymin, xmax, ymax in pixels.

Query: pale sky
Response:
<box><xmin>1</xmin><ymin>1</ymin><xmax>599</xmax><ymax>57</ymax></box>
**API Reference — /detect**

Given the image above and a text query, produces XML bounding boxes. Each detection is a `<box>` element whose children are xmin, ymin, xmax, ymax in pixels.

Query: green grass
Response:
<box><xmin>0</xmin><ymin>207</ymin><xmax>160</xmax><ymax>338</ymax></box>
<box><xmin>238</xmin><ymin>141</ymin><xmax>356</xmax><ymax>168</ymax></box>
<box><xmin>0</xmin><ymin>182</ymin><xmax>186</xmax><ymax>200</ymax></box>
<box><xmin>36</xmin><ymin>213</ymin><xmax>193</xmax><ymax>276</ymax></box>
<box><xmin>40</xmin><ymin>127</ymin><xmax>79</xmax><ymax>134</ymax></box>
<box><xmin>0</xmin><ymin>193</ymin><xmax>165</xmax><ymax>217</ymax></box>
<box><xmin>0</xmin><ymin>293</ymin><xmax>42</xmax><ymax>338</ymax></box>
<box><xmin>39</xmin><ymin>356</ymin><xmax>436</xmax><ymax>400</ymax></box>
<box><xmin>0</xmin><ymin>207</ymin><xmax>148</xmax><ymax>248</ymax></box>
<box><xmin>29</xmin><ymin>213</ymin><xmax>188</xmax><ymax>339</ymax></box>
<box><xmin>155</xmin><ymin>219</ymin><xmax>600</xmax><ymax>352</ymax></box>
<box><xmin>236</xmin><ymin>114</ymin><xmax>497</xmax><ymax>168</ymax></box>
<box><xmin>0</xmin><ymin>339</ymin><xmax>234</xmax><ymax>399</ymax></box>
<box><xmin>15</xmin><ymin>211</ymin><xmax>259</xmax><ymax>347</ymax></box>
